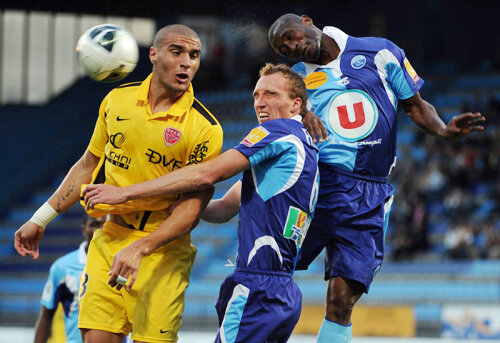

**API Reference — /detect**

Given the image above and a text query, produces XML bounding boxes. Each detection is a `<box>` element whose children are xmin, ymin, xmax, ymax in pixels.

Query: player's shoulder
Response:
<box><xmin>191</xmin><ymin>97</ymin><xmax>222</xmax><ymax>128</ymax></box>
<box><xmin>260</xmin><ymin>118</ymin><xmax>304</xmax><ymax>137</ymax></box>
<box><xmin>107</xmin><ymin>80</ymin><xmax>142</xmax><ymax>98</ymax></box>
<box><xmin>292</xmin><ymin>62</ymin><xmax>307</xmax><ymax>77</ymax></box>
<box><xmin>115</xmin><ymin>80</ymin><xmax>143</xmax><ymax>90</ymax></box>
<box><xmin>350</xmin><ymin>35</ymin><xmax>400</xmax><ymax>53</ymax></box>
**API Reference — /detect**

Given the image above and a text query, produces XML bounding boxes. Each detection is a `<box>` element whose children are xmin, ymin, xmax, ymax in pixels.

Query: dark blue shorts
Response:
<box><xmin>214</xmin><ymin>269</ymin><xmax>301</xmax><ymax>343</ymax></box>
<box><xmin>296</xmin><ymin>164</ymin><xmax>394</xmax><ymax>292</ymax></box>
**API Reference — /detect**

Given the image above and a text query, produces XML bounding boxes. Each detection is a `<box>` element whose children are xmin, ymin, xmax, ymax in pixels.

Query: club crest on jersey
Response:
<box><xmin>326</xmin><ymin>89</ymin><xmax>378</xmax><ymax>142</ymax></box>
<box><xmin>351</xmin><ymin>55</ymin><xmax>366</xmax><ymax>69</ymax></box>
<box><xmin>241</xmin><ymin>126</ymin><xmax>269</xmax><ymax>147</ymax></box>
<box><xmin>164</xmin><ymin>127</ymin><xmax>182</xmax><ymax>146</ymax></box>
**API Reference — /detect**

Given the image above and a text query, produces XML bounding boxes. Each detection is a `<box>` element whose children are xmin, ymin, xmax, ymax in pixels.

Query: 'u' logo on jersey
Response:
<box><xmin>326</xmin><ymin>89</ymin><xmax>378</xmax><ymax>142</ymax></box>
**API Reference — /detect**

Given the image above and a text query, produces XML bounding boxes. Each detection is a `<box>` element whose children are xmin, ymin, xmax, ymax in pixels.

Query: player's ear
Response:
<box><xmin>301</xmin><ymin>15</ymin><xmax>313</xmax><ymax>26</ymax></box>
<box><xmin>291</xmin><ymin>97</ymin><xmax>302</xmax><ymax>115</ymax></box>
<box><xmin>149</xmin><ymin>46</ymin><xmax>158</xmax><ymax>64</ymax></box>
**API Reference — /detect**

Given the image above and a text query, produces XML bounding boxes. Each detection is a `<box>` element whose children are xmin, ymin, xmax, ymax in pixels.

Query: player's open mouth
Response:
<box><xmin>258</xmin><ymin>113</ymin><xmax>270</xmax><ymax>121</ymax></box>
<box><xmin>176</xmin><ymin>73</ymin><xmax>189</xmax><ymax>82</ymax></box>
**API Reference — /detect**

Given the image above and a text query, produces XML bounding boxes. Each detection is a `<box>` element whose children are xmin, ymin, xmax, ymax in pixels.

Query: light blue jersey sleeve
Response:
<box><xmin>292</xmin><ymin>63</ymin><xmax>307</xmax><ymax>78</ymax></box>
<box><xmin>40</xmin><ymin>260</ymin><xmax>64</xmax><ymax>310</ymax></box>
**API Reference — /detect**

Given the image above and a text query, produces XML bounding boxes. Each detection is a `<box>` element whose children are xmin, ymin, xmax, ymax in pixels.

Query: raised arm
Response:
<box><xmin>201</xmin><ymin>180</ymin><xmax>242</xmax><ymax>223</ymax></box>
<box><xmin>84</xmin><ymin>149</ymin><xmax>250</xmax><ymax>209</ymax></box>
<box><xmin>15</xmin><ymin>149</ymin><xmax>100</xmax><ymax>259</ymax></box>
<box><xmin>401</xmin><ymin>92</ymin><xmax>485</xmax><ymax>141</ymax></box>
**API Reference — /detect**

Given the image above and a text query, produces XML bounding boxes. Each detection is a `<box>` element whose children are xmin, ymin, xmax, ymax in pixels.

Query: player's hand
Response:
<box><xmin>83</xmin><ymin>184</ymin><xmax>127</xmax><ymax>209</ymax></box>
<box><xmin>14</xmin><ymin>221</ymin><xmax>45</xmax><ymax>260</ymax></box>
<box><xmin>302</xmin><ymin>110</ymin><xmax>329</xmax><ymax>143</ymax></box>
<box><xmin>108</xmin><ymin>241</ymin><xmax>144</xmax><ymax>291</ymax></box>
<box><xmin>442</xmin><ymin>112</ymin><xmax>485</xmax><ymax>141</ymax></box>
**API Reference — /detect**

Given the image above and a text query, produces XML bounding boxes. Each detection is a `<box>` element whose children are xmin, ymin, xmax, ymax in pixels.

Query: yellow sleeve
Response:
<box><xmin>87</xmin><ymin>94</ymin><xmax>110</xmax><ymax>157</ymax></box>
<box><xmin>185</xmin><ymin>123</ymin><xmax>223</xmax><ymax>165</ymax></box>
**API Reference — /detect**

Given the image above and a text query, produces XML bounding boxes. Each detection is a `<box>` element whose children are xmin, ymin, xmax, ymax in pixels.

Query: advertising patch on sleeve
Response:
<box><xmin>240</xmin><ymin>126</ymin><xmax>270</xmax><ymax>147</ymax></box>
<box><xmin>283</xmin><ymin>206</ymin><xmax>312</xmax><ymax>248</ymax></box>
<box><xmin>404</xmin><ymin>58</ymin><xmax>420</xmax><ymax>83</ymax></box>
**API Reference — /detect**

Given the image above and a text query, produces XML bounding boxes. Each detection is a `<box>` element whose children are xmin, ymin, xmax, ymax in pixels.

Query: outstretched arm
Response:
<box><xmin>202</xmin><ymin>180</ymin><xmax>242</xmax><ymax>223</ymax></box>
<box><xmin>401</xmin><ymin>92</ymin><xmax>485</xmax><ymax>141</ymax></box>
<box><xmin>84</xmin><ymin>149</ymin><xmax>250</xmax><ymax>208</ymax></box>
<box><xmin>14</xmin><ymin>149</ymin><xmax>100</xmax><ymax>259</ymax></box>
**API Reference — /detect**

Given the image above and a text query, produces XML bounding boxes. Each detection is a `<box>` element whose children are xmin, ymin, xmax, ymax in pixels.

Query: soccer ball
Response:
<box><xmin>76</xmin><ymin>24</ymin><xmax>139</xmax><ymax>82</ymax></box>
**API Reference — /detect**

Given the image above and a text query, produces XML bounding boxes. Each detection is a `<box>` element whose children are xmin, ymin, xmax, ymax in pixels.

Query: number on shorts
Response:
<box><xmin>79</xmin><ymin>272</ymin><xmax>89</xmax><ymax>299</ymax></box>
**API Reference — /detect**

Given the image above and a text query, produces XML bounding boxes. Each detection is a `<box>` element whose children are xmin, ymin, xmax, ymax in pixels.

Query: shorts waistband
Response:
<box><xmin>102</xmin><ymin>221</ymin><xmax>190</xmax><ymax>242</ymax></box>
<box><xmin>103</xmin><ymin>221</ymin><xmax>150</xmax><ymax>237</ymax></box>
<box><xmin>234</xmin><ymin>267</ymin><xmax>292</xmax><ymax>277</ymax></box>
<box><xmin>319</xmin><ymin>163</ymin><xmax>388</xmax><ymax>183</ymax></box>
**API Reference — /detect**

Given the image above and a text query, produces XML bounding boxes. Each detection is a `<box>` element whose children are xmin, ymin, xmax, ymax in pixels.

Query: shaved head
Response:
<box><xmin>268</xmin><ymin>13</ymin><xmax>323</xmax><ymax>63</ymax></box>
<box><xmin>153</xmin><ymin>24</ymin><xmax>200</xmax><ymax>48</ymax></box>
<box><xmin>268</xmin><ymin>13</ymin><xmax>302</xmax><ymax>49</ymax></box>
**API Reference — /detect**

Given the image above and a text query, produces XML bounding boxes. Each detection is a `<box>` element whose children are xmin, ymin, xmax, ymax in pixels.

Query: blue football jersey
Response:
<box><xmin>293</xmin><ymin>26</ymin><xmax>424</xmax><ymax>178</ymax></box>
<box><xmin>41</xmin><ymin>242</ymin><xmax>87</xmax><ymax>343</ymax></box>
<box><xmin>233</xmin><ymin>116</ymin><xmax>319</xmax><ymax>274</ymax></box>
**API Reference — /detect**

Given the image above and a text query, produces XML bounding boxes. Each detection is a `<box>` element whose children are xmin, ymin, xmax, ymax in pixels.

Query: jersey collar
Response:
<box><xmin>302</xmin><ymin>26</ymin><xmax>349</xmax><ymax>74</ymax></box>
<box><xmin>291</xmin><ymin>114</ymin><xmax>303</xmax><ymax>122</ymax></box>
<box><xmin>137</xmin><ymin>73</ymin><xmax>195</xmax><ymax>120</ymax></box>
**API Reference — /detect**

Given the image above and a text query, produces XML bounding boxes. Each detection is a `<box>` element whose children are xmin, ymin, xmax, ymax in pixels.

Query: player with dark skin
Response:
<box><xmin>270</xmin><ymin>14</ymin><xmax>485</xmax><ymax>145</ymax></box>
<box><xmin>268</xmin><ymin>13</ymin><xmax>485</xmax><ymax>339</ymax></box>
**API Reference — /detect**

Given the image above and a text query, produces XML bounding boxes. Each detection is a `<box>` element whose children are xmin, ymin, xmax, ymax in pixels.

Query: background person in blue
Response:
<box><xmin>34</xmin><ymin>215</ymin><xmax>105</xmax><ymax>343</ymax></box>
<box><xmin>83</xmin><ymin>63</ymin><xmax>320</xmax><ymax>343</ymax></box>
<box><xmin>268</xmin><ymin>13</ymin><xmax>486</xmax><ymax>343</ymax></box>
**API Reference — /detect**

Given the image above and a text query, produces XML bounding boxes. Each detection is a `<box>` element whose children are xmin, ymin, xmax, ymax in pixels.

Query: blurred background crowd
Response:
<box><xmin>389</xmin><ymin>92</ymin><xmax>500</xmax><ymax>261</ymax></box>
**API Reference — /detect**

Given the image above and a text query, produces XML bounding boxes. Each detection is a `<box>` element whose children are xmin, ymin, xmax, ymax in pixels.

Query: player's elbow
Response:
<box><xmin>192</xmin><ymin>170</ymin><xmax>216</xmax><ymax>190</ymax></box>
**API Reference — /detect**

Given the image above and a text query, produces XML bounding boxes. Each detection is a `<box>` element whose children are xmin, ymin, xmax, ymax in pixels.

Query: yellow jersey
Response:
<box><xmin>84</xmin><ymin>74</ymin><xmax>223</xmax><ymax>232</ymax></box>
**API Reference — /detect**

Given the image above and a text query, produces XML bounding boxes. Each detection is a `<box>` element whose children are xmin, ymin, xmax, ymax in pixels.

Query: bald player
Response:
<box><xmin>15</xmin><ymin>24</ymin><xmax>223</xmax><ymax>343</ymax></box>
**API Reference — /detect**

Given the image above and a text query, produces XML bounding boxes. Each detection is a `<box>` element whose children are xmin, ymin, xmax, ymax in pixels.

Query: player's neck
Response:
<box><xmin>148</xmin><ymin>79</ymin><xmax>183</xmax><ymax>113</ymax></box>
<box><xmin>318</xmin><ymin>34</ymin><xmax>340</xmax><ymax>65</ymax></box>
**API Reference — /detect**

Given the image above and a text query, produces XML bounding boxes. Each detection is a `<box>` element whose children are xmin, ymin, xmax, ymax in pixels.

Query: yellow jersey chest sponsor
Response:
<box><xmin>105</xmin><ymin>113</ymin><xmax>190</xmax><ymax>177</ymax></box>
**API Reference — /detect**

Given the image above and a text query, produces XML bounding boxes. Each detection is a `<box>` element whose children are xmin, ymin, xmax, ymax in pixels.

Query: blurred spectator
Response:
<box><xmin>392</xmin><ymin>192</ymin><xmax>429</xmax><ymax>261</ymax></box>
<box><xmin>389</xmin><ymin>88</ymin><xmax>500</xmax><ymax>261</ymax></box>
<box><xmin>485</xmin><ymin>220</ymin><xmax>500</xmax><ymax>259</ymax></box>
<box><xmin>443</xmin><ymin>222</ymin><xmax>476</xmax><ymax>260</ymax></box>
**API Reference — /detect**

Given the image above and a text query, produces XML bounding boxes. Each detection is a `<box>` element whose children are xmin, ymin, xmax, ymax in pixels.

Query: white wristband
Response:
<box><xmin>30</xmin><ymin>202</ymin><xmax>59</xmax><ymax>229</ymax></box>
